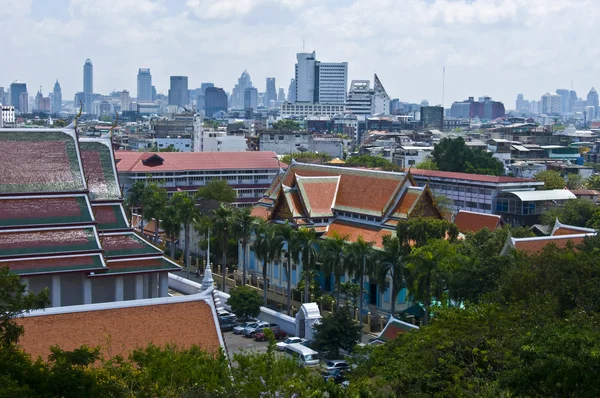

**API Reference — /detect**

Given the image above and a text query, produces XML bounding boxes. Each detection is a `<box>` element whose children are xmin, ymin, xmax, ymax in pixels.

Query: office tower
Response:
<box><xmin>278</xmin><ymin>88</ymin><xmax>286</xmax><ymax>102</ymax></box>
<box><xmin>120</xmin><ymin>90</ymin><xmax>132</xmax><ymax>112</ymax></box>
<box><xmin>83</xmin><ymin>59</ymin><xmax>93</xmax><ymax>113</ymax></box>
<box><xmin>19</xmin><ymin>92</ymin><xmax>29</xmax><ymax>113</ymax></box>
<box><xmin>421</xmin><ymin>106</ymin><xmax>444</xmax><ymax>129</ymax></box>
<box><xmin>556</xmin><ymin>89</ymin><xmax>570</xmax><ymax>113</ymax></box>
<box><xmin>137</xmin><ymin>68</ymin><xmax>152</xmax><ymax>102</ymax></box>
<box><xmin>52</xmin><ymin>80</ymin><xmax>62</xmax><ymax>114</ymax></box>
<box><xmin>587</xmin><ymin>87</ymin><xmax>599</xmax><ymax>108</ymax></box>
<box><xmin>0</xmin><ymin>87</ymin><xmax>5</xmax><ymax>105</ymax></box>
<box><xmin>569</xmin><ymin>90</ymin><xmax>578</xmax><ymax>111</ymax></box>
<box><xmin>541</xmin><ymin>93</ymin><xmax>562</xmax><ymax>114</ymax></box>
<box><xmin>204</xmin><ymin>87</ymin><xmax>228</xmax><ymax>116</ymax></box>
<box><xmin>9</xmin><ymin>81</ymin><xmax>27</xmax><ymax>112</ymax></box>
<box><xmin>151</xmin><ymin>86</ymin><xmax>157</xmax><ymax>101</ymax></box>
<box><xmin>346</xmin><ymin>80</ymin><xmax>372</xmax><ymax>115</ymax></box>
<box><xmin>168</xmin><ymin>76</ymin><xmax>189</xmax><ymax>108</ymax></box>
<box><xmin>450</xmin><ymin>96</ymin><xmax>505</xmax><ymax>119</ymax></box>
<box><xmin>288</xmin><ymin>79</ymin><xmax>296</xmax><ymax>103</ymax></box>
<box><xmin>265</xmin><ymin>78</ymin><xmax>277</xmax><ymax>107</ymax></box>
<box><xmin>390</xmin><ymin>99</ymin><xmax>400</xmax><ymax>114</ymax></box>
<box><xmin>231</xmin><ymin>70</ymin><xmax>253</xmax><ymax>109</ymax></box>
<box><xmin>372</xmin><ymin>74</ymin><xmax>390</xmax><ymax>114</ymax></box>
<box><xmin>195</xmin><ymin>82</ymin><xmax>214</xmax><ymax>111</ymax></box>
<box><xmin>294</xmin><ymin>51</ymin><xmax>317</xmax><ymax>102</ymax></box>
<box><xmin>294</xmin><ymin>51</ymin><xmax>347</xmax><ymax>104</ymax></box>
<box><xmin>74</xmin><ymin>92</ymin><xmax>84</xmax><ymax>111</ymax></box>
<box><xmin>244</xmin><ymin>87</ymin><xmax>258</xmax><ymax>110</ymax></box>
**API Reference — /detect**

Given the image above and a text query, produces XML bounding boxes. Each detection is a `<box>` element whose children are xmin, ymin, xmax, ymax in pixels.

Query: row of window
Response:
<box><xmin>453</xmin><ymin>200</ymin><xmax>492</xmax><ymax>210</ymax></box>
<box><xmin>430</xmin><ymin>183</ymin><xmax>492</xmax><ymax>195</ymax></box>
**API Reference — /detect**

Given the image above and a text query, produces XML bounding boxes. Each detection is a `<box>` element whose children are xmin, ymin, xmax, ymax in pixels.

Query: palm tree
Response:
<box><xmin>161</xmin><ymin>202</ymin><xmax>180</xmax><ymax>259</ymax></box>
<box><xmin>253</xmin><ymin>223</ymin><xmax>283</xmax><ymax>306</ymax></box>
<box><xmin>231</xmin><ymin>208</ymin><xmax>257</xmax><ymax>287</ymax></box>
<box><xmin>345</xmin><ymin>236</ymin><xmax>374</xmax><ymax>327</ymax></box>
<box><xmin>277</xmin><ymin>223</ymin><xmax>302</xmax><ymax>315</ymax></box>
<box><xmin>144</xmin><ymin>183</ymin><xmax>168</xmax><ymax>244</ymax></box>
<box><xmin>296</xmin><ymin>227</ymin><xmax>318</xmax><ymax>303</ymax></box>
<box><xmin>212</xmin><ymin>204</ymin><xmax>235</xmax><ymax>290</ymax></box>
<box><xmin>171</xmin><ymin>192</ymin><xmax>199</xmax><ymax>277</ymax></box>
<box><xmin>320</xmin><ymin>232</ymin><xmax>348</xmax><ymax>310</ymax></box>
<box><xmin>375</xmin><ymin>235</ymin><xmax>410</xmax><ymax>316</ymax></box>
<box><xmin>125</xmin><ymin>180</ymin><xmax>150</xmax><ymax>229</ymax></box>
<box><xmin>296</xmin><ymin>268</ymin><xmax>320</xmax><ymax>302</ymax></box>
<box><xmin>339</xmin><ymin>281</ymin><xmax>361</xmax><ymax>316</ymax></box>
<box><xmin>406</xmin><ymin>239</ymin><xmax>454</xmax><ymax>325</ymax></box>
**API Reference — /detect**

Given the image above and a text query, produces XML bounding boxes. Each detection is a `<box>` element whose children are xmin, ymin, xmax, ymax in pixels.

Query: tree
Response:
<box><xmin>157</xmin><ymin>144</ymin><xmax>179</xmax><ymax>152</ymax></box>
<box><xmin>143</xmin><ymin>182</ymin><xmax>168</xmax><ymax>243</ymax></box>
<box><xmin>253</xmin><ymin>223</ymin><xmax>283</xmax><ymax>306</ymax></box>
<box><xmin>277</xmin><ymin>223</ymin><xmax>302</xmax><ymax>315</ymax></box>
<box><xmin>272</xmin><ymin>119</ymin><xmax>301</xmax><ymax>131</ymax></box>
<box><xmin>414</xmin><ymin>158</ymin><xmax>438</xmax><ymax>170</ymax></box>
<box><xmin>212</xmin><ymin>204</ymin><xmax>235</xmax><ymax>290</ymax></box>
<box><xmin>431</xmin><ymin>137</ymin><xmax>504</xmax><ymax>176</ymax></box>
<box><xmin>171</xmin><ymin>192</ymin><xmax>199</xmax><ymax>273</ymax></box>
<box><xmin>313</xmin><ymin>309</ymin><xmax>361</xmax><ymax>358</ymax></box>
<box><xmin>534</xmin><ymin>170</ymin><xmax>565</xmax><ymax>190</ymax></box>
<box><xmin>397</xmin><ymin>217</ymin><xmax>459</xmax><ymax>248</ymax></box>
<box><xmin>160</xmin><ymin>200</ymin><xmax>180</xmax><ymax>259</ymax></box>
<box><xmin>320</xmin><ymin>232</ymin><xmax>348</xmax><ymax>310</ymax></box>
<box><xmin>344</xmin><ymin>236</ymin><xmax>374</xmax><ymax>327</ymax></box>
<box><xmin>539</xmin><ymin>198</ymin><xmax>597</xmax><ymax>227</ymax></box>
<box><xmin>345</xmin><ymin>155</ymin><xmax>401</xmax><ymax>171</ymax></box>
<box><xmin>586</xmin><ymin>175</ymin><xmax>600</xmax><ymax>190</ymax></box>
<box><xmin>339</xmin><ymin>281</ymin><xmax>361</xmax><ymax>316</ymax></box>
<box><xmin>295</xmin><ymin>227</ymin><xmax>319</xmax><ymax>303</ymax></box>
<box><xmin>565</xmin><ymin>173</ymin><xmax>583</xmax><ymax>190</ymax></box>
<box><xmin>0</xmin><ymin>267</ymin><xmax>49</xmax><ymax>347</ymax></box>
<box><xmin>228</xmin><ymin>286</ymin><xmax>262</xmax><ymax>319</ymax></box>
<box><xmin>125</xmin><ymin>180</ymin><xmax>150</xmax><ymax>224</ymax></box>
<box><xmin>375</xmin><ymin>235</ymin><xmax>410</xmax><ymax>315</ymax></box>
<box><xmin>196</xmin><ymin>179</ymin><xmax>237</xmax><ymax>203</ymax></box>
<box><xmin>231</xmin><ymin>208</ymin><xmax>257</xmax><ymax>286</ymax></box>
<box><xmin>280</xmin><ymin>152</ymin><xmax>332</xmax><ymax>165</ymax></box>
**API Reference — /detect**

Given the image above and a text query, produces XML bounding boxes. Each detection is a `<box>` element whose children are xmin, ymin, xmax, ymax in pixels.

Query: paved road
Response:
<box><xmin>223</xmin><ymin>329</ymin><xmax>271</xmax><ymax>356</ymax></box>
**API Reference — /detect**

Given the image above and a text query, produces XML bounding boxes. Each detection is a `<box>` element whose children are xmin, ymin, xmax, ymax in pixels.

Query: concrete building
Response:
<box><xmin>1</xmin><ymin>105</ymin><xmax>15</xmax><ymax>127</ymax></box>
<box><xmin>265</xmin><ymin>77</ymin><xmax>277</xmax><ymax>107</ymax></box>
<box><xmin>204</xmin><ymin>87</ymin><xmax>228</xmax><ymax>117</ymax></box>
<box><xmin>556</xmin><ymin>89</ymin><xmax>571</xmax><ymax>113</ymax></box>
<box><xmin>392</xmin><ymin>146</ymin><xmax>434</xmax><ymax>168</ymax></box>
<box><xmin>244</xmin><ymin>87</ymin><xmax>258</xmax><ymax>111</ymax></box>
<box><xmin>231</xmin><ymin>70</ymin><xmax>253</xmax><ymax>109</ymax></box>
<box><xmin>258</xmin><ymin>130</ymin><xmax>344</xmax><ymax>157</ymax></box>
<box><xmin>450</xmin><ymin>96</ymin><xmax>505</xmax><ymax>120</ymax></box>
<box><xmin>372</xmin><ymin>74</ymin><xmax>390</xmax><ymax>115</ymax></box>
<box><xmin>137</xmin><ymin>68</ymin><xmax>152</xmax><ymax>102</ymax></box>
<box><xmin>294</xmin><ymin>52</ymin><xmax>317</xmax><ymax>102</ymax></box>
<box><xmin>294</xmin><ymin>51</ymin><xmax>347</xmax><ymax>105</ymax></box>
<box><xmin>120</xmin><ymin>90</ymin><xmax>132</xmax><ymax>112</ymax></box>
<box><xmin>52</xmin><ymin>80</ymin><xmax>62</xmax><ymax>114</ymax></box>
<box><xmin>541</xmin><ymin>93</ymin><xmax>562</xmax><ymax>114</ymax></box>
<box><xmin>587</xmin><ymin>87</ymin><xmax>599</xmax><ymax>110</ymax></box>
<box><xmin>346</xmin><ymin>80</ymin><xmax>372</xmax><ymax>115</ymax></box>
<box><xmin>83</xmin><ymin>59</ymin><xmax>93</xmax><ymax>114</ymax></box>
<box><xmin>9</xmin><ymin>81</ymin><xmax>27</xmax><ymax>112</ymax></box>
<box><xmin>420</xmin><ymin>106</ymin><xmax>444</xmax><ymax>129</ymax></box>
<box><xmin>168</xmin><ymin>76</ymin><xmax>189</xmax><ymax>108</ymax></box>
<box><xmin>495</xmin><ymin>189</ymin><xmax>576</xmax><ymax>226</ymax></box>
<box><xmin>280</xmin><ymin>102</ymin><xmax>345</xmax><ymax>117</ymax></box>
<box><xmin>287</xmin><ymin>78</ymin><xmax>296</xmax><ymax>103</ymax></box>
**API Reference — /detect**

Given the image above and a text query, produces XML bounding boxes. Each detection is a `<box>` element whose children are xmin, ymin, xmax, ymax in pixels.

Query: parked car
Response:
<box><xmin>233</xmin><ymin>320</ymin><xmax>258</xmax><ymax>335</ymax></box>
<box><xmin>284</xmin><ymin>344</ymin><xmax>320</xmax><ymax>367</ymax></box>
<box><xmin>244</xmin><ymin>322</ymin><xmax>277</xmax><ymax>338</ymax></box>
<box><xmin>325</xmin><ymin>360</ymin><xmax>350</xmax><ymax>372</ymax></box>
<box><xmin>218</xmin><ymin>310</ymin><xmax>234</xmax><ymax>318</ymax></box>
<box><xmin>276</xmin><ymin>337</ymin><xmax>307</xmax><ymax>351</ymax></box>
<box><xmin>323</xmin><ymin>369</ymin><xmax>347</xmax><ymax>384</ymax></box>
<box><xmin>254</xmin><ymin>328</ymin><xmax>287</xmax><ymax>341</ymax></box>
<box><xmin>220</xmin><ymin>317</ymin><xmax>238</xmax><ymax>332</ymax></box>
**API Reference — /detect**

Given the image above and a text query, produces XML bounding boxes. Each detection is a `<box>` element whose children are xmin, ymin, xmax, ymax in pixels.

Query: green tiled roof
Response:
<box><xmin>4</xmin><ymin>254</ymin><xmax>105</xmax><ymax>275</ymax></box>
<box><xmin>0</xmin><ymin>131</ymin><xmax>85</xmax><ymax>193</ymax></box>
<box><xmin>0</xmin><ymin>227</ymin><xmax>100</xmax><ymax>258</ymax></box>
<box><xmin>79</xmin><ymin>140</ymin><xmax>121</xmax><ymax>201</ymax></box>
<box><xmin>101</xmin><ymin>233</ymin><xmax>162</xmax><ymax>257</ymax></box>
<box><xmin>93</xmin><ymin>204</ymin><xmax>129</xmax><ymax>230</ymax></box>
<box><xmin>99</xmin><ymin>257</ymin><xmax>181</xmax><ymax>275</ymax></box>
<box><xmin>0</xmin><ymin>196</ymin><xmax>93</xmax><ymax>228</ymax></box>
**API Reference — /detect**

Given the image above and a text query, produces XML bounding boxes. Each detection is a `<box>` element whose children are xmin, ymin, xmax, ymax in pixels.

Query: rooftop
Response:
<box><xmin>0</xmin><ymin>194</ymin><xmax>93</xmax><ymax>228</ymax></box>
<box><xmin>503</xmin><ymin>189</ymin><xmax>576</xmax><ymax>202</ymax></box>
<box><xmin>410</xmin><ymin>168</ymin><xmax>540</xmax><ymax>184</ymax></box>
<box><xmin>79</xmin><ymin>139</ymin><xmax>122</xmax><ymax>201</ymax></box>
<box><xmin>454</xmin><ymin>210</ymin><xmax>502</xmax><ymax>233</ymax></box>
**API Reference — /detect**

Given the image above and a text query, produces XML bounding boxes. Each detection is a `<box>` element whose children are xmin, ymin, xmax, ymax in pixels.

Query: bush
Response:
<box><xmin>228</xmin><ymin>286</ymin><xmax>262</xmax><ymax>320</ymax></box>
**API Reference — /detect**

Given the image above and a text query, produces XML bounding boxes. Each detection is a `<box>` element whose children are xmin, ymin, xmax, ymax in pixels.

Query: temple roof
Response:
<box><xmin>453</xmin><ymin>210</ymin><xmax>502</xmax><ymax>233</ymax></box>
<box><xmin>99</xmin><ymin>257</ymin><xmax>181</xmax><ymax>276</ymax></box>
<box><xmin>323</xmin><ymin>219</ymin><xmax>393</xmax><ymax>249</ymax></box>
<box><xmin>93</xmin><ymin>203</ymin><xmax>129</xmax><ymax>231</ymax></box>
<box><xmin>79</xmin><ymin>139</ymin><xmax>122</xmax><ymax>201</ymax></box>
<box><xmin>376</xmin><ymin>316</ymin><xmax>419</xmax><ymax>343</ymax></box>
<box><xmin>0</xmin><ymin>194</ymin><xmax>93</xmax><ymax>228</ymax></box>
<box><xmin>0</xmin><ymin>129</ymin><xmax>86</xmax><ymax>194</ymax></box>
<box><xmin>550</xmin><ymin>219</ymin><xmax>596</xmax><ymax>236</ymax></box>
<box><xmin>0</xmin><ymin>253</ymin><xmax>107</xmax><ymax>276</ymax></box>
<box><xmin>296</xmin><ymin>176</ymin><xmax>339</xmax><ymax>218</ymax></box>
<box><xmin>100</xmin><ymin>232</ymin><xmax>163</xmax><ymax>259</ymax></box>
<box><xmin>390</xmin><ymin>186</ymin><xmax>423</xmax><ymax>219</ymax></box>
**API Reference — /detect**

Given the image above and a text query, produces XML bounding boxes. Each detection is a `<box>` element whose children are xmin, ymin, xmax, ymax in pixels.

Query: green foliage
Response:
<box><xmin>228</xmin><ymin>286</ymin><xmax>262</xmax><ymax>319</ymax></box>
<box><xmin>345</xmin><ymin>155</ymin><xmax>401</xmax><ymax>171</ymax></box>
<box><xmin>414</xmin><ymin>158</ymin><xmax>438</xmax><ymax>170</ymax></box>
<box><xmin>203</xmin><ymin>119</ymin><xmax>220</xmax><ymax>129</ymax></box>
<box><xmin>431</xmin><ymin>137</ymin><xmax>504</xmax><ymax>176</ymax></box>
<box><xmin>157</xmin><ymin>144</ymin><xmax>179</xmax><ymax>152</ymax></box>
<box><xmin>272</xmin><ymin>119</ymin><xmax>301</xmax><ymax>131</ymax></box>
<box><xmin>565</xmin><ymin>173</ymin><xmax>583</xmax><ymax>189</ymax></box>
<box><xmin>396</xmin><ymin>217</ymin><xmax>459</xmax><ymax>248</ymax></box>
<box><xmin>196</xmin><ymin>179</ymin><xmax>237</xmax><ymax>203</ymax></box>
<box><xmin>0</xmin><ymin>267</ymin><xmax>49</xmax><ymax>347</ymax></box>
<box><xmin>539</xmin><ymin>198</ymin><xmax>597</xmax><ymax>227</ymax></box>
<box><xmin>53</xmin><ymin>119</ymin><xmax>67</xmax><ymax>127</ymax></box>
<box><xmin>586</xmin><ymin>175</ymin><xmax>600</xmax><ymax>190</ymax></box>
<box><xmin>534</xmin><ymin>169</ymin><xmax>565</xmax><ymax>190</ymax></box>
<box><xmin>313</xmin><ymin>309</ymin><xmax>361</xmax><ymax>358</ymax></box>
<box><xmin>280</xmin><ymin>152</ymin><xmax>332</xmax><ymax>165</ymax></box>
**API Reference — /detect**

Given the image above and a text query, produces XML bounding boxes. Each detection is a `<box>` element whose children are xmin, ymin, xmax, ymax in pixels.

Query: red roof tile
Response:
<box><xmin>0</xmin><ymin>196</ymin><xmax>92</xmax><ymax>227</ymax></box>
<box><xmin>94</xmin><ymin>204</ymin><xmax>129</xmax><ymax>231</ymax></box>
<box><xmin>0</xmin><ymin>228</ymin><xmax>100</xmax><ymax>258</ymax></box>
<box><xmin>80</xmin><ymin>141</ymin><xmax>121</xmax><ymax>201</ymax></box>
<box><xmin>17</xmin><ymin>298</ymin><xmax>221</xmax><ymax>360</ymax></box>
<box><xmin>101</xmin><ymin>233</ymin><xmax>162</xmax><ymax>258</ymax></box>
<box><xmin>1</xmin><ymin>254</ymin><xmax>106</xmax><ymax>275</ymax></box>
<box><xmin>454</xmin><ymin>210</ymin><xmax>502</xmax><ymax>233</ymax></box>
<box><xmin>284</xmin><ymin>190</ymin><xmax>306</xmax><ymax>218</ymax></box>
<box><xmin>115</xmin><ymin>151</ymin><xmax>281</xmax><ymax>172</ymax></box>
<box><xmin>410</xmin><ymin>168</ymin><xmax>538</xmax><ymax>184</ymax></box>
<box><xmin>324</xmin><ymin>219</ymin><xmax>393</xmax><ymax>248</ymax></box>
<box><xmin>250</xmin><ymin>206</ymin><xmax>271</xmax><ymax>220</ymax></box>
<box><xmin>513</xmin><ymin>236</ymin><xmax>586</xmax><ymax>254</ymax></box>
<box><xmin>296</xmin><ymin>176</ymin><xmax>339</xmax><ymax>217</ymax></box>
<box><xmin>379</xmin><ymin>319</ymin><xmax>419</xmax><ymax>342</ymax></box>
<box><xmin>101</xmin><ymin>257</ymin><xmax>180</xmax><ymax>275</ymax></box>
<box><xmin>391</xmin><ymin>188</ymin><xmax>422</xmax><ymax>218</ymax></box>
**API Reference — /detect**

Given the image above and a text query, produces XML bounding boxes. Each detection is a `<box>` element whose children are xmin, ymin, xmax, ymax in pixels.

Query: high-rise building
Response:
<box><xmin>120</xmin><ymin>90</ymin><xmax>132</xmax><ymax>112</ymax></box>
<box><xmin>345</xmin><ymin>80</ymin><xmax>372</xmax><ymax>115</ymax></box>
<box><xmin>294</xmin><ymin>52</ymin><xmax>317</xmax><ymax>102</ymax></box>
<box><xmin>195</xmin><ymin>82</ymin><xmax>215</xmax><ymax>111</ymax></box>
<box><xmin>168</xmin><ymin>76</ymin><xmax>189</xmax><ymax>108</ymax></box>
<box><xmin>0</xmin><ymin>87</ymin><xmax>6</xmax><ymax>105</ymax></box>
<box><xmin>449</xmin><ymin>96</ymin><xmax>505</xmax><ymax>119</ymax></box>
<box><xmin>420</xmin><ymin>106</ymin><xmax>444</xmax><ymax>129</ymax></box>
<box><xmin>541</xmin><ymin>93</ymin><xmax>562</xmax><ymax>114</ymax></box>
<box><xmin>569</xmin><ymin>90</ymin><xmax>578</xmax><ymax>111</ymax></box>
<box><xmin>83</xmin><ymin>59</ymin><xmax>93</xmax><ymax>113</ymax></box>
<box><xmin>244</xmin><ymin>87</ymin><xmax>258</xmax><ymax>110</ymax></box>
<box><xmin>587</xmin><ymin>87</ymin><xmax>598</xmax><ymax>108</ymax></box>
<box><xmin>288</xmin><ymin>79</ymin><xmax>296</xmax><ymax>103</ymax></box>
<box><xmin>151</xmin><ymin>86</ymin><xmax>157</xmax><ymax>102</ymax></box>
<box><xmin>204</xmin><ymin>87</ymin><xmax>228</xmax><ymax>116</ymax></box>
<box><xmin>372</xmin><ymin>74</ymin><xmax>390</xmax><ymax>114</ymax></box>
<box><xmin>231</xmin><ymin>71</ymin><xmax>253</xmax><ymax>109</ymax></box>
<box><xmin>556</xmin><ymin>89</ymin><xmax>570</xmax><ymax>113</ymax></box>
<box><xmin>293</xmin><ymin>51</ymin><xmax>347</xmax><ymax>104</ymax></box>
<box><xmin>137</xmin><ymin>68</ymin><xmax>152</xmax><ymax>102</ymax></box>
<box><xmin>19</xmin><ymin>91</ymin><xmax>29</xmax><ymax>114</ymax></box>
<box><xmin>278</xmin><ymin>88</ymin><xmax>286</xmax><ymax>102</ymax></box>
<box><xmin>9</xmin><ymin>81</ymin><xmax>27</xmax><ymax>112</ymax></box>
<box><xmin>265</xmin><ymin>78</ymin><xmax>277</xmax><ymax>107</ymax></box>
<box><xmin>52</xmin><ymin>80</ymin><xmax>62</xmax><ymax>114</ymax></box>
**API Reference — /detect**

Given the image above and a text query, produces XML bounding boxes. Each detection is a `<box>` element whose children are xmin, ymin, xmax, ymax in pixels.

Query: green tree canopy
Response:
<box><xmin>431</xmin><ymin>137</ymin><xmax>504</xmax><ymax>175</ymax></box>
<box><xmin>228</xmin><ymin>286</ymin><xmax>262</xmax><ymax>319</ymax></box>
<box><xmin>272</xmin><ymin>119</ymin><xmax>301</xmax><ymax>131</ymax></box>
<box><xmin>539</xmin><ymin>198</ymin><xmax>597</xmax><ymax>227</ymax></box>
<box><xmin>196</xmin><ymin>179</ymin><xmax>237</xmax><ymax>203</ymax></box>
<box><xmin>414</xmin><ymin>158</ymin><xmax>438</xmax><ymax>170</ymax></box>
<box><xmin>345</xmin><ymin>155</ymin><xmax>401</xmax><ymax>171</ymax></box>
<box><xmin>312</xmin><ymin>309</ymin><xmax>361</xmax><ymax>358</ymax></box>
<box><xmin>280</xmin><ymin>152</ymin><xmax>332</xmax><ymax>165</ymax></box>
<box><xmin>534</xmin><ymin>169</ymin><xmax>565</xmax><ymax>190</ymax></box>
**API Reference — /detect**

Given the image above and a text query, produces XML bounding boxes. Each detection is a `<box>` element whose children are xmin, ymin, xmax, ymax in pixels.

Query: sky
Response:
<box><xmin>2</xmin><ymin>0</ymin><xmax>599</xmax><ymax>108</ymax></box>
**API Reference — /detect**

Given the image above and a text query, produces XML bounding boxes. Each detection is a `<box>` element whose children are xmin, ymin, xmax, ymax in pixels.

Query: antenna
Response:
<box><xmin>442</xmin><ymin>66</ymin><xmax>446</xmax><ymax>108</ymax></box>
<box><xmin>302</xmin><ymin>37</ymin><xmax>305</xmax><ymax>52</ymax></box>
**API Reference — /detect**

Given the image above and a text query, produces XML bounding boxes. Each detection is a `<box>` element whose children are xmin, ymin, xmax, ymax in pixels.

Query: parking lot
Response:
<box><xmin>223</xmin><ymin>329</ymin><xmax>272</xmax><ymax>355</ymax></box>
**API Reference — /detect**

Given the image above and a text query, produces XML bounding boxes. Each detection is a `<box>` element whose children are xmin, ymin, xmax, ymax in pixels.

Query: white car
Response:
<box><xmin>276</xmin><ymin>337</ymin><xmax>307</xmax><ymax>351</ymax></box>
<box><xmin>233</xmin><ymin>320</ymin><xmax>257</xmax><ymax>335</ymax></box>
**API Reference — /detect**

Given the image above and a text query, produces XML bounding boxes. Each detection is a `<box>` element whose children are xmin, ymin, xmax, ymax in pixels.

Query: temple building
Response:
<box><xmin>247</xmin><ymin>161</ymin><xmax>443</xmax><ymax>312</ymax></box>
<box><xmin>0</xmin><ymin>128</ymin><xmax>181</xmax><ymax>308</ymax></box>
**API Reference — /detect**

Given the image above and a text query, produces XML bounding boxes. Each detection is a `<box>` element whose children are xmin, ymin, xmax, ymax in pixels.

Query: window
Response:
<box><xmin>466</xmin><ymin>201</ymin><xmax>477</xmax><ymax>208</ymax></box>
<box><xmin>479</xmin><ymin>203</ymin><xmax>491</xmax><ymax>210</ymax></box>
<box><xmin>279</xmin><ymin>135</ymin><xmax>284</xmax><ymax>140</ymax></box>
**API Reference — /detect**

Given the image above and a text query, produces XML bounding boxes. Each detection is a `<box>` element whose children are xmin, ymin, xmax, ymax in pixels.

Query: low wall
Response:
<box><xmin>168</xmin><ymin>274</ymin><xmax>202</xmax><ymax>295</ymax></box>
<box><xmin>257</xmin><ymin>306</ymin><xmax>296</xmax><ymax>336</ymax></box>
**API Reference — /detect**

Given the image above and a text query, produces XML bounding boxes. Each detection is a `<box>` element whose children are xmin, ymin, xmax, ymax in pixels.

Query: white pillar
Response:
<box><xmin>135</xmin><ymin>274</ymin><xmax>144</xmax><ymax>299</ymax></box>
<box><xmin>150</xmin><ymin>273</ymin><xmax>158</xmax><ymax>298</ymax></box>
<box><xmin>158</xmin><ymin>273</ymin><xmax>168</xmax><ymax>297</ymax></box>
<box><xmin>51</xmin><ymin>275</ymin><xmax>61</xmax><ymax>307</ymax></box>
<box><xmin>143</xmin><ymin>274</ymin><xmax>149</xmax><ymax>298</ymax></box>
<box><xmin>21</xmin><ymin>276</ymin><xmax>29</xmax><ymax>291</ymax></box>
<box><xmin>83</xmin><ymin>277</ymin><xmax>92</xmax><ymax>304</ymax></box>
<box><xmin>115</xmin><ymin>276</ymin><xmax>124</xmax><ymax>301</ymax></box>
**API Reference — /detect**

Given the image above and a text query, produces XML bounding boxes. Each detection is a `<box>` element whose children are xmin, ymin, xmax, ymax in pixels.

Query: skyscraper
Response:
<box><xmin>556</xmin><ymin>89</ymin><xmax>570</xmax><ymax>113</ymax></box>
<box><xmin>52</xmin><ymin>80</ymin><xmax>62</xmax><ymax>114</ymax></box>
<box><xmin>372</xmin><ymin>74</ymin><xmax>390</xmax><ymax>114</ymax></box>
<box><xmin>204</xmin><ymin>87</ymin><xmax>228</xmax><ymax>116</ymax></box>
<box><xmin>288</xmin><ymin>79</ymin><xmax>296</xmax><ymax>103</ymax></box>
<box><xmin>120</xmin><ymin>90</ymin><xmax>132</xmax><ymax>112</ymax></box>
<box><xmin>294</xmin><ymin>51</ymin><xmax>347</xmax><ymax>104</ymax></box>
<box><xmin>137</xmin><ymin>68</ymin><xmax>152</xmax><ymax>102</ymax></box>
<box><xmin>541</xmin><ymin>93</ymin><xmax>562</xmax><ymax>114</ymax></box>
<box><xmin>278</xmin><ymin>88</ymin><xmax>286</xmax><ymax>102</ymax></box>
<box><xmin>168</xmin><ymin>76</ymin><xmax>189</xmax><ymax>108</ymax></box>
<box><xmin>9</xmin><ymin>81</ymin><xmax>27</xmax><ymax>112</ymax></box>
<box><xmin>83</xmin><ymin>59</ymin><xmax>93</xmax><ymax>113</ymax></box>
<box><xmin>587</xmin><ymin>87</ymin><xmax>598</xmax><ymax>108</ymax></box>
<box><xmin>295</xmin><ymin>52</ymin><xmax>317</xmax><ymax>102</ymax></box>
<box><xmin>244</xmin><ymin>87</ymin><xmax>258</xmax><ymax>110</ymax></box>
<box><xmin>265</xmin><ymin>78</ymin><xmax>277</xmax><ymax>107</ymax></box>
<box><xmin>231</xmin><ymin>70</ymin><xmax>253</xmax><ymax>109</ymax></box>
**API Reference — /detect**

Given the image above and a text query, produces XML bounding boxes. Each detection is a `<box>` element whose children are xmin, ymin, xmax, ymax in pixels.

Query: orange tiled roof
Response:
<box><xmin>454</xmin><ymin>210</ymin><xmax>502</xmax><ymax>233</ymax></box>
<box><xmin>17</xmin><ymin>296</ymin><xmax>221</xmax><ymax>360</ymax></box>
<box><xmin>250</xmin><ymin>206</ymin><xmax>271</xmax><ymax>220</ymax></box>
<box><xmin>323</xmin><ymin>219</ymin><xmax>393</xmax><ymax>248</ymax></box>
<box><xmin>553</xmin><ymin>227</ymin><xmax>594</xmax><ymax>236</ymax></box>
<box><xmin>296</xmin><ymin>176</ymin><xmax>339</xmax><ymax>218</ymax></box>
<box><xmin>390</xmin><ymin>187</ymin><xmax>422</xmax><ymax>218</ymax></box>
<box><xmin>512</xmin><ymin>235</ymin><xmax>588</xmax><ymax>254</ymax></box>
<box><xmin>284</xmin><ymin>189</ymin><xmax>306</xmax><ymax>218</ymax></box>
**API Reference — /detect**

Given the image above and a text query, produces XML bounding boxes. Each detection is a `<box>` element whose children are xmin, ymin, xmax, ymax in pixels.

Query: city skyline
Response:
<box><xmin>2</xmin><ymin>0</ymin><xmax>600</xmax><ymax>106</ymax></box>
